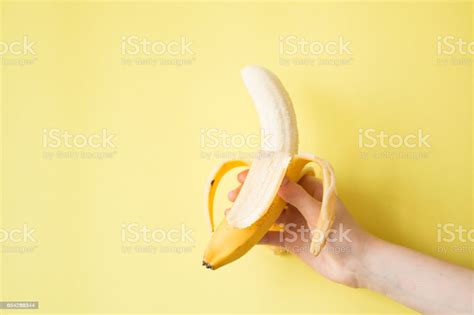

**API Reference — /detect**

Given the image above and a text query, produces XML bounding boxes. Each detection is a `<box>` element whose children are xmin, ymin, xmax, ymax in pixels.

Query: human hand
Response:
<box><xmin>228</xmin><ymin>169</ymin><xmax>474</xmax><ymax>314</ymax></box>
<box><xmin>227</xmin><ymin>169</ymin><xmax>374</xmax><ymax>288</ymax></box>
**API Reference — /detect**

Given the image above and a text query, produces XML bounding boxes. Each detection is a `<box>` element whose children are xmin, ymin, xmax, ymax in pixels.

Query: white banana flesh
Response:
<box><xmin>226</xmin><ymin>66</ymin><xmax>298</xmax><ymax>229</ymax></box>
<box><xmin>240</xmin><ymin>66</ymin><xmax>298</xmax><ymax>153</ymax></box>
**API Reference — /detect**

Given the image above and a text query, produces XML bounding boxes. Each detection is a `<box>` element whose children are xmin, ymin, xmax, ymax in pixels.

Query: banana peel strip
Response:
<box><xmin>296</xmin><ymin>153</ymin><xmax>337</xmax><ymax>256</ymax></box>
<box><xmin>205</xmin><ymin>159</ymin><xmax>249</xmax><ymax>232</ymax></box>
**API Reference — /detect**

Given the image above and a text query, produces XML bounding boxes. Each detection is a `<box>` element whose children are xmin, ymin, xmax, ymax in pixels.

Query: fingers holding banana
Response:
<box><xmin>277</xmin><ymin>179</ymin><xmax>321</xmax><ymax>230</ymax></box>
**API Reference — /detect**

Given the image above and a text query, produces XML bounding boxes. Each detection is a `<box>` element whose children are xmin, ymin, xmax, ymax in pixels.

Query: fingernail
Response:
<box><xmin>281</xmin><ymin>177</ymin><xmax>289</xmax><ymax>186</ymax></box>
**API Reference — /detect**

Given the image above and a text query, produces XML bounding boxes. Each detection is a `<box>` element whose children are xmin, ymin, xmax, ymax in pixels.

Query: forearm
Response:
<box><xmin>356</xmin><ymin>237</ymin><xmax>474</xmax><ymax>314</ymax></box>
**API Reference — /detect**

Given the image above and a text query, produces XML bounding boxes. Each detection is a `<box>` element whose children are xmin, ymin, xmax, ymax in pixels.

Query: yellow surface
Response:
<box><xmin>0</xmin><ymin>1</ymin><xmax>472</xmax><ymax>314</ymax></box>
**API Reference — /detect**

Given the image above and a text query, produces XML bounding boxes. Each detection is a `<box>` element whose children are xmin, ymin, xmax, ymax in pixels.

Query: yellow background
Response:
<box><xmin>1</xmin><ymin>1</ymin><xmax>472</xmax><ymax>314</ymax></box>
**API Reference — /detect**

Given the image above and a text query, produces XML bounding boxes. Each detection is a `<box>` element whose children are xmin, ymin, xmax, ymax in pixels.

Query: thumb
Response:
<box><xmin>278</xmin><ymin>178</ymin><xmax>321</xmax><ymax>228</ymax></box>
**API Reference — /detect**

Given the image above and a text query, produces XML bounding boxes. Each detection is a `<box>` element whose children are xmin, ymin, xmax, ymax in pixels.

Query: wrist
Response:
<box><xmin>352</xmin><ymin>233</ymin><xmax>383</xmax><ymax>289</ymax></box>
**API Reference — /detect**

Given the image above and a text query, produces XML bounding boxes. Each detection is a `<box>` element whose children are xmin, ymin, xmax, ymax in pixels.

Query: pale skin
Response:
<box><xmin>227</xmin><ymin>170</ymin><xmax>474</xmax><ymax>315</ymax></box>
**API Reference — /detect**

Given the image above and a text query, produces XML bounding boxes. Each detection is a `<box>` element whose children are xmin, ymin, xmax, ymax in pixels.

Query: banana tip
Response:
<box><xmin>202</xmin><ymin>260</ymin><xmax>214</xmax><ymax>270</ymax></box>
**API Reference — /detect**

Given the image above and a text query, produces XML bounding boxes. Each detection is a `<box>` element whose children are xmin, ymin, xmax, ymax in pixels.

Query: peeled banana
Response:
<box><xmin>203</xmin><ymin>66</ymin><xmax>337</xmax><ymax>270</ymax></box>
